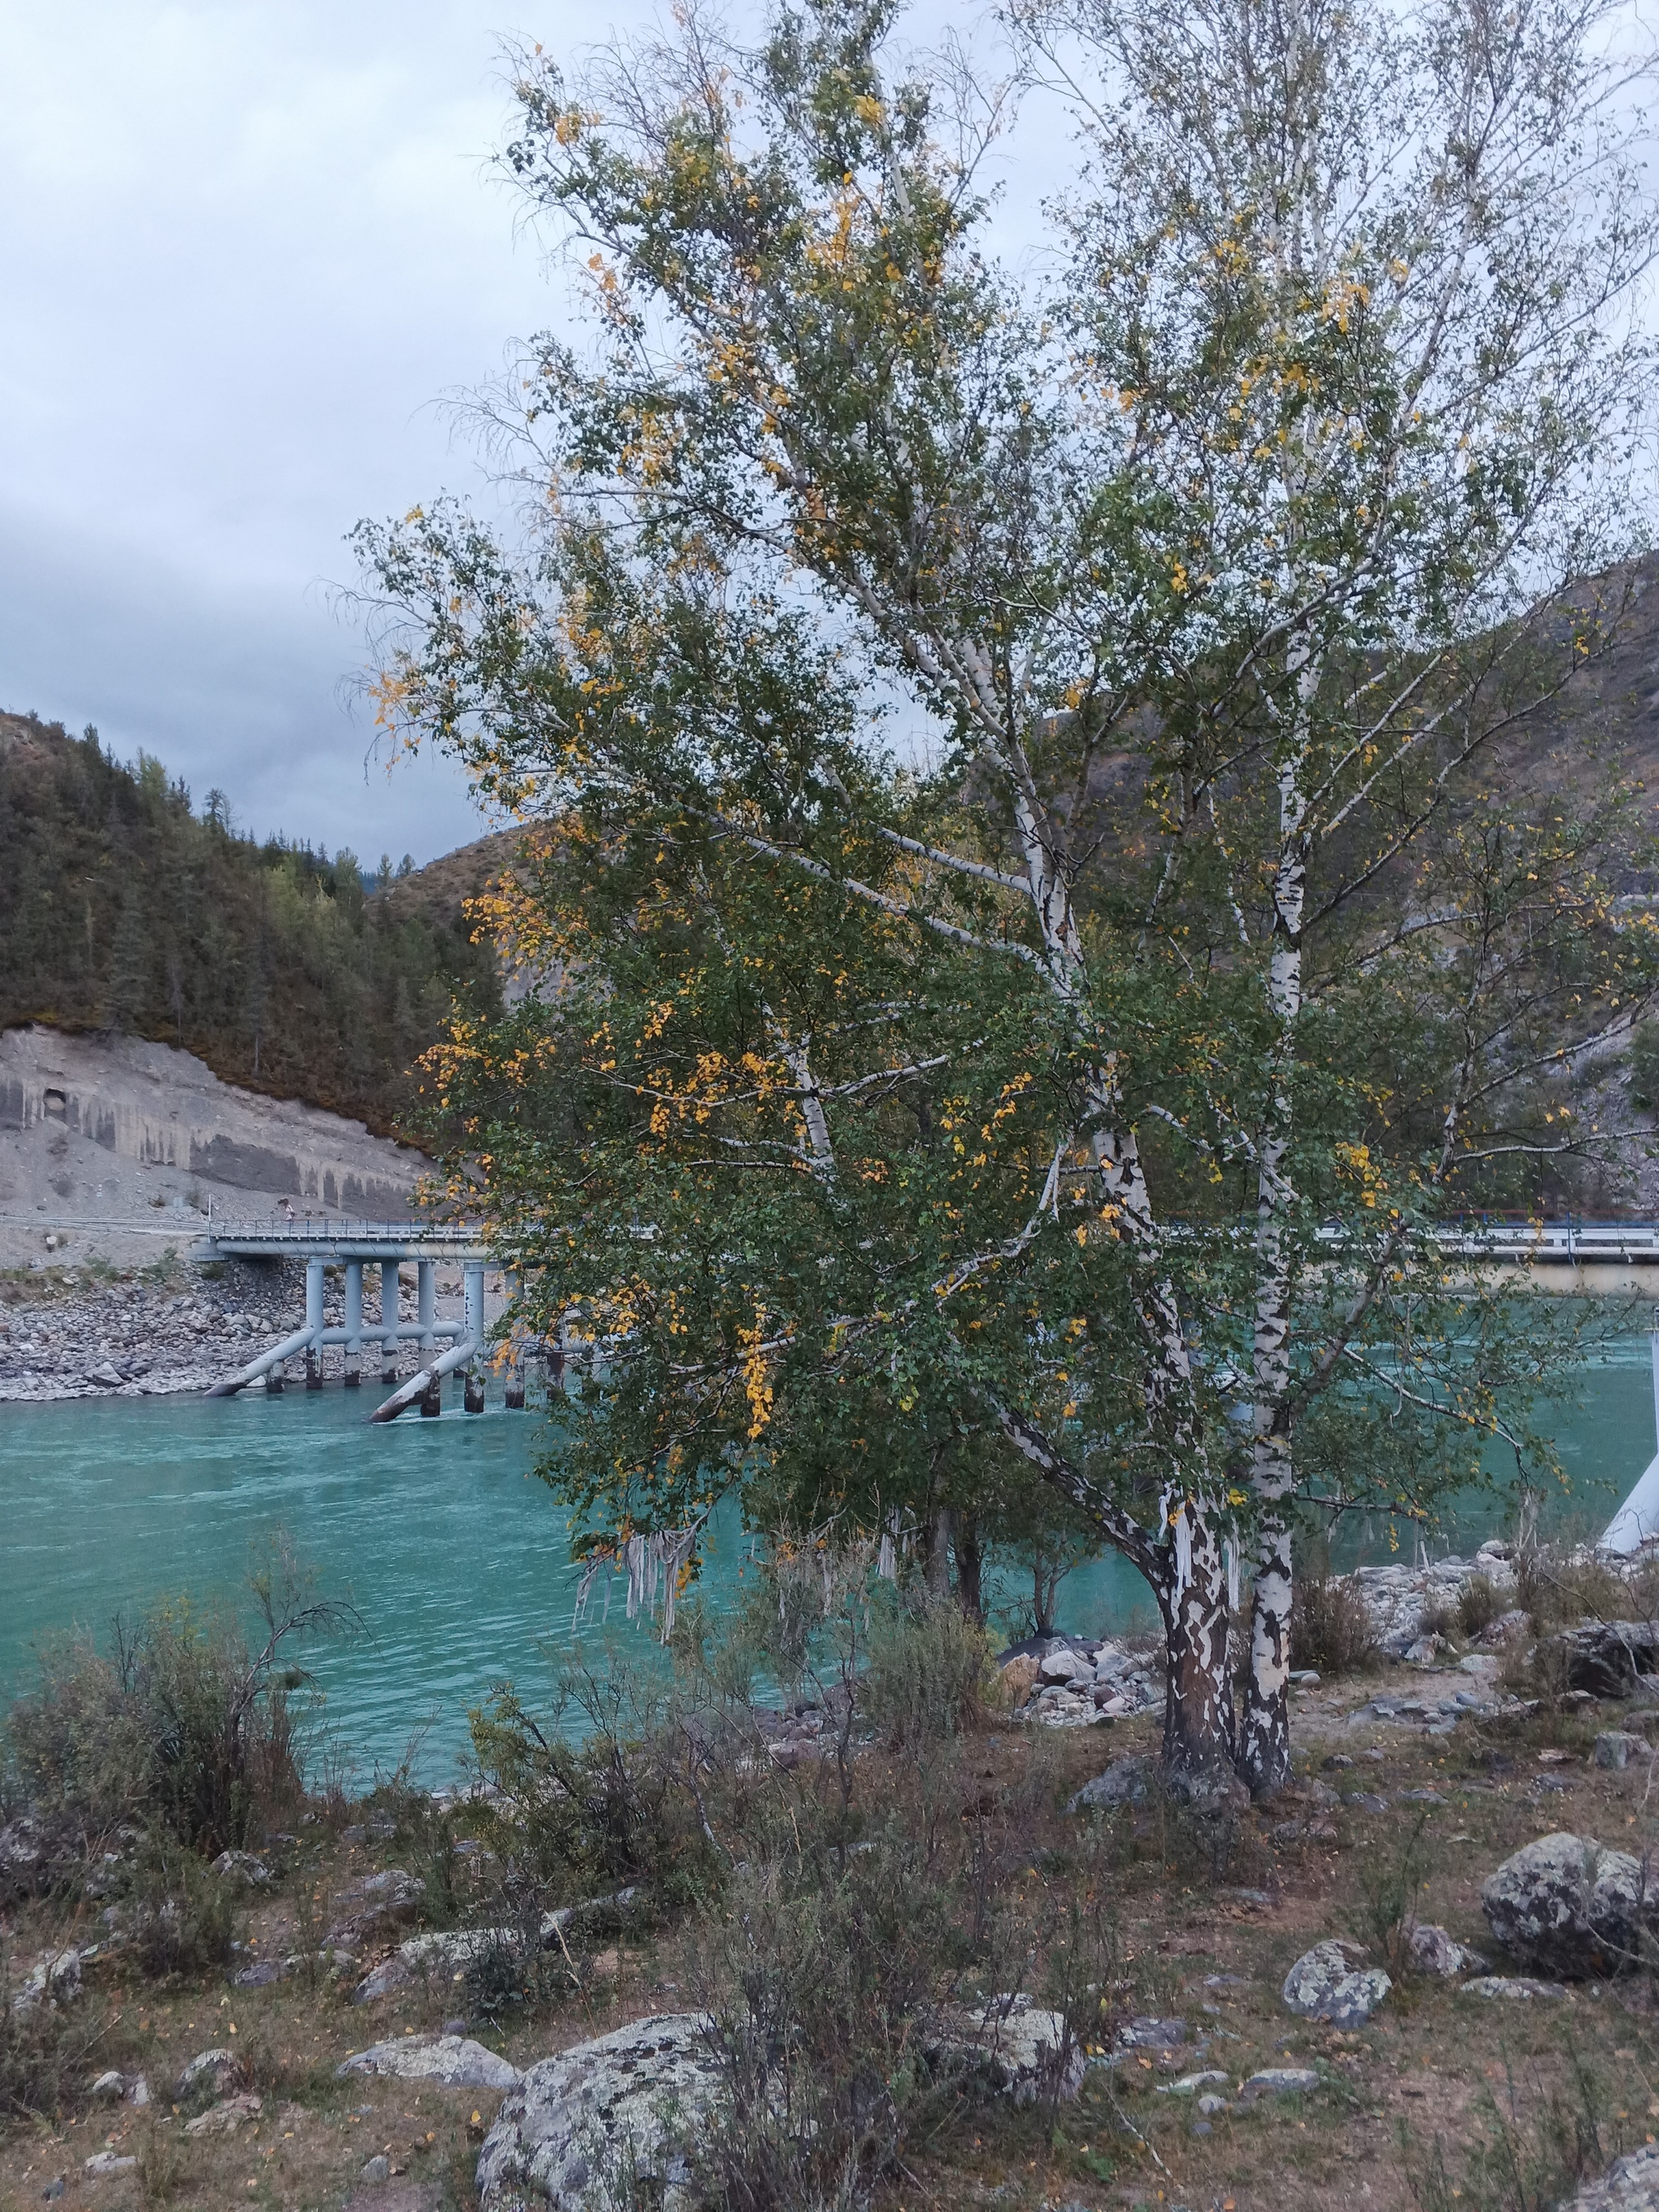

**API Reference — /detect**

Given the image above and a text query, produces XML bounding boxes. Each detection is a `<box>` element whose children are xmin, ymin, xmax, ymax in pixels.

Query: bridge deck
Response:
<box><xmin>193</xmin><ymin>1217</ymin><xmax>491</xmax><ymax>1263</ymax></box>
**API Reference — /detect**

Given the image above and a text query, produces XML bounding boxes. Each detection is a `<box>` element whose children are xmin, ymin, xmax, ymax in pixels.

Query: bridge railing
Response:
<box><xmin>201</xmin><ymin>1217</ymin><xmax>486</xmax><ymax>1246</ymax></box>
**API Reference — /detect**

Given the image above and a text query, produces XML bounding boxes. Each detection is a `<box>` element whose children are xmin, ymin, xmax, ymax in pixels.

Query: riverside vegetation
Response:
<box><xmin>2</xmin><ymin>1532</ymin><xmax>1658</xmax><ymax>2212</ymax></box>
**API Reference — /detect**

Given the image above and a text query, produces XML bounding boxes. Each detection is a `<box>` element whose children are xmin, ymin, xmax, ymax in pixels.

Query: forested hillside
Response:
<box><xmin>0</xmin><ymin>712</ymin><xmax>504</xmax><ymax>1137</ymax></box>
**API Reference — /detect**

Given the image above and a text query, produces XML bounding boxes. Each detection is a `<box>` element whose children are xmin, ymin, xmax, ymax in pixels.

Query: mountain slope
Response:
<box><xmin>0</xmin><ymin>714</ymin><xmax>505</xmax><ymax>1139</ymax></box>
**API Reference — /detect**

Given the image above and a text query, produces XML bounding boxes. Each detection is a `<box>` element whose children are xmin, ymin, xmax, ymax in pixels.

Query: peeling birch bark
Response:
<box><xmin>1240</xmin><ymin>638</ymin><xmax>1317</xmax><ymax>1801</ymax></box>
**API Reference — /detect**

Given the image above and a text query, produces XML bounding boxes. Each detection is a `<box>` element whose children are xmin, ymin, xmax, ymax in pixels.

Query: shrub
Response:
<box><xmin>860</xmin><ymin>1594</ymin><xmax>1000</xmax><ymax>1749</ymax></box>
<box><xmin>1516</xmin><ymin>1547</ymin><xmax>1633</xmax><ymax>1633</ymax></box>
<box><xmin>675</xmin><ymin>1828</ymin><xmax>977</xmax><ymax>2212</ymax></box>
<box><xmin>122</xmin><ymin>1837</ymin><xmax>237</xmax><ymax>1983</ymax></box>
<box><xmin>467</xmin><ymin>1664</ymin><xmax>719</xmax><ymax>1909</ymax></box>
<box><xmin>1290</xmin><ymin>1567</ymin><xmax>1379</xmax><ymax>1675</ymax></box>
<box><xmin>1457</xmin><ymin>1572</ymin><xmax>1503</xmax><ymax>1639</ymax></box>
<box><xmin>2</xmin><ymin>1538</ymin><xmax>354</xmax><ymax>1857</ymax></box>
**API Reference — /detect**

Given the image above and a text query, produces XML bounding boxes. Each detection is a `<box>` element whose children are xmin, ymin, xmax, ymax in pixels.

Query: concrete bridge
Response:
<box><xmin>192</xmin><ymin>1217</ymin><xmax>535</xmax><ymax>1421</ymax></box>
<box><xmin>1431</xmin><ymin>1216</ymin><xmax>1659</xmax><ymax>1296</ymax></box>
<box><xmin>191</xmin><ymin>1213</ymin><xmax>1659</xmax><ymax>1516</ymax></box>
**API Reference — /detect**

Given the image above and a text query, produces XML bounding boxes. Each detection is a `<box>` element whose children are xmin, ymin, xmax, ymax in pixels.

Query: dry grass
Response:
<box><xmin>2</xmin><ymin>1634</ymin><xmax>1657</xmax><ymax>2212</ymax></box>
<box><xmin>1290</xmin><ymin>1566</ymin><xmax>1381</xmax><ymax>1675</ymax></box>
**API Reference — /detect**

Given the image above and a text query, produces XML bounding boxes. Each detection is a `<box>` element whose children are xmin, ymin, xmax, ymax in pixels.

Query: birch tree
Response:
<box><xmin>359</xmin><ymin>0</ymin><xmax>1659</xmax><ymax>1798</ymax></box>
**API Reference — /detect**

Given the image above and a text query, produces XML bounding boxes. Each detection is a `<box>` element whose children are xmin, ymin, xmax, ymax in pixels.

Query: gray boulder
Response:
<box><xmin>1594</xmin><ymin>1732</ymin><xmax>1649</xmax><ymax>1771</ymax></box>
<box><xmin>951</xmin><ymin>1995</ymin><xmax>1084</xmax><ymax>2105</ymax></box>
<box><xmin>0</xmin><ymin>1816</ymin><xmax>47</xmax><ymax>1899</ymax></box>
<box><xmin>176</xmin><ymin>2049</ymin><xmax>246</xmax><ymax>2103</ymax></box>
<box><xmin>339</xmin><ymin>2034</ymin><xmax>522</xmax><ymax>2092</ymax></box>
<box><xmin>1480</xmin><ymin>1833</ymin><xmax>1655</xmax><ymax>1978</ymax></box>
<box><xmin>353</xmin><ymin>1927</ymin><xmax>519</xmax><ymax>2005</ymax></box>
<box><xmin>1550</xmin><ymin>1620</ymin><xmax>1659</xmax><ymax>1698</ymax></box>
<box><xmin>1562</xmin><ymin>2144</ymin><xmax>1659</xmax><ymax>2210</ymax></box>
<box><xmin>1405</xmin><ymin>1924</ymin><xmax>1490</xmax><ymax>1978</ymax></box>
<box><xmin>1068</xmin><ymin>1754</ymin><xmax>1155</xmax><ymax>1813</ymax></box>
<box><xmin>10</xmin><ymin>1947</ymin><xmax>83</xmax><ymax>2015</ymax></box>
<box><xmin>476</xmin><ymin>2014</ymin><xmax>720</xmax><ymax>2212</ymax></box>
<box><xmin>326</xmin><ymin>1866</ymin><xmax>424</xmax><ymax>1948</ymax></box>
<box><xmin>1282</xmin><ymin>1939</ymin><xmax>1392</xmax><ymax>2027</ymax></box>
<box><xmin>210</xmin><ymin>1850</ymin><xmax>271</xmax><ymax>1887</ymax></box>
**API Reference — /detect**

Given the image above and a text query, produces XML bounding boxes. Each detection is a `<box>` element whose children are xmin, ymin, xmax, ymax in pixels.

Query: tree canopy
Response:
<box><xmin>361</xmin><ymin>0</ymin><xmax>1659</xmax><ymax>1796</ymax></box>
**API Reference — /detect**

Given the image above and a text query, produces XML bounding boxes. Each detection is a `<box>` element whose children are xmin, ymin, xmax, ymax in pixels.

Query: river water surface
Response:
<box><xmin>2</xmin><ymin>1328</ymin><xmax>1650</xmax><ymax>1777</ymax></box>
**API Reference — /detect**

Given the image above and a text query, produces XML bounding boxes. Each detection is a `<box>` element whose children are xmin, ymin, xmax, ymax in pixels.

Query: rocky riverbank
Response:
<box><xmin>0</xmin><ymin>1255</ymin><xmax>471</xmax><ymax>1403</ymax></box>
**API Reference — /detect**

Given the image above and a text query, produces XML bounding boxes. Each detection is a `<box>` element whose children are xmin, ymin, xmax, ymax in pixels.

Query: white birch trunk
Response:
<box><xmin>1240</xmin><ymin>644</ymin><xmax>1316</xmax><ymax>1800</ymax></box>
<box><xmin>996</xmin><ymin>778</ymin><xmax>1242</xmax><ymax>1792</ymax></box>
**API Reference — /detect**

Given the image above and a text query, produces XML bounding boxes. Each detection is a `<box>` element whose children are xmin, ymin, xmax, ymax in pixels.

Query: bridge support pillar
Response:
<box><xmin>503</xmin><ymin>1270</ymin><xmax>526</xmax><ymax>1408</ymax></box>
<box><xmin>417</xmin><ymin>1260</ymin><xmax>436</xmax><ymax>1361</ymax></box>
<box><xmin>343</xmin><ymin>1261</ymin><xmax>363</xmax><ymax>1387</ymax></box>
<box><xmin>304</xmin><ymin>1259</ymin><xmax>325</xmax><ymax>1388</ymax></box>
<box><xmin>420</xmin><ymin>1369</ymin><xmax>442</xmax><ymax>1417</ymax></box>
<box><xmin>463</xmin><ymin>1261</ymin><xmax>486</xmax><ymax>1413</ymax></box>
<box><xmin>379</xmin><ymin>1261</ymin><xmax>399</xmax><ymax>1382</ymax></box>
<box><xmin>265</xmin><ymin>1358</ymin><xmax>284</xmax><ymax>1394</ymax></box>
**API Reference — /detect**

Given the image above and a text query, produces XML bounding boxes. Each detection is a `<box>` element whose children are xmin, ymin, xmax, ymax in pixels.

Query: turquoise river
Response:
<box><xmin>1</xmin><ymin>1327</ymin><xmax>1651</xmax><ymax>1779</ymax></box>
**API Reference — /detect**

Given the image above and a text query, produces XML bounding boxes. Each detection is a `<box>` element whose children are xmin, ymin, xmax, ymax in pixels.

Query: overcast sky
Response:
<box><xmin>1</xmin><ymin>2</ymin><xmax>1055</xmax><ymax>867</ymax></box>
<box><xmin>0</xmin><ymin>0</ymin><xmax>656</xmax><ymax>867</ymax></box>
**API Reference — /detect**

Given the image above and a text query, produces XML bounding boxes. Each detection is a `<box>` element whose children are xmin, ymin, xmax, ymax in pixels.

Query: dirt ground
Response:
<box><xmin>2</xmin><ymin>1661</ymin><xmax>1655</xmax><ymax>2212</ymax></box>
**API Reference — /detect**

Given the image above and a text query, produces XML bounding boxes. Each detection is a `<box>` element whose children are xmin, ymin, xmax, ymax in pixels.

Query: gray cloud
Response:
<box><xmin>0</xmin><ymin>0</ymin><xmax>1061</xmax><ymax>860</ymax></box>
<box><xmin>0</xmin><ymin>0</ymin><xmax>634</xmax><ymax>861</ymax></box>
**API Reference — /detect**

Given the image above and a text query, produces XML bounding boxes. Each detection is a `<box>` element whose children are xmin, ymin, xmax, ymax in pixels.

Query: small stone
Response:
<box><xmin>1346</xmin><ymin>1792</ymin><xmax>1390</xmax><ymax>1813</ymax></box>
<box><xmin>83</xmin><ymin>2153</ymin><xmax>137</xmax><ymax>2178</ymax></box>
<box><xmin>1239</xmin><ymin>2066</ymin><xmax>1321</xmax><ymax>2100</ymax></box>
<box><xmin>360</xmin><ymin>2154</ymin><xmax>391</xmax><ymax>2182</ymax></box>
<box><xmin>41</xmin><ymin>2179</ymin><xmax>64</xmax><ymax>2200</ymax></box>
<box><xmin>1196</xmin><ymin>2092</ymin><xmax>1229</xmax><ymax>2117</ymax></box>
<box><xmin>87</xmin><ymin>2070</ymin><xmax>125</xmax><ymax>2101</ymax></box>
<box><xmin>1192</xmin><ymin>2119</ymin><xmax>1213</xmax><ymax>2135</ymax></box>
<box><xmin>1460</xmin><ymin>1975</ymin><xmax>1567</xmax><ymax>2000</ymax></box>
<box><xmin>442</xmin><ymin>2015</ymin><xmax>467</xmax><ymax>2035</ymax></box>
<box><xmin>1322</xmin><ymin>1753</ymin><xmax>1354</xmax><ymax>1770</ymax></box>
<box><xmin>185</xmin><ymin>2091</ymin><xmax>262</xmax><ymax>2136</ymax></box>
<box><xmin>1290</xmin><ymin>1669</ymin><xmax>1321</xmax><ymax>1686</ymax></box>
<box><xmin>126</xmin><ymin>2077</ymin><xmax>149</xmax><ymax>2108</ymax></box>
<box><xmin>1158</xmin><ymin>2069</ymin><xmax>1229</xmax><ymax>2095</ymax></box>
<box><xmin>1397</xmin><ymin>1789</ymin><xmax>1447</xmax><ymax>1805</ymax></box>
<box><xmin>1112</xmin><ymin>2015</ymin><xmax>1188</xmax><ymax>2051</ymax></box>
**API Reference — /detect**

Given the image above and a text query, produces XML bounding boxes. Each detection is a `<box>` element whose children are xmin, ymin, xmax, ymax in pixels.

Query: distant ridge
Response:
<box><xmin>0</xmin><ymin>714</ymin><xmax>505</xmax><ymax>1141</ymax></box>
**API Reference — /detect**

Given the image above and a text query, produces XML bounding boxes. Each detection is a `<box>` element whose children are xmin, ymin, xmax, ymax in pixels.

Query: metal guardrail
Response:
<box><xmin>201</xmin><ymin>1217</ymin><xmax>484</xmax><ymax>1244</ymax></box>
